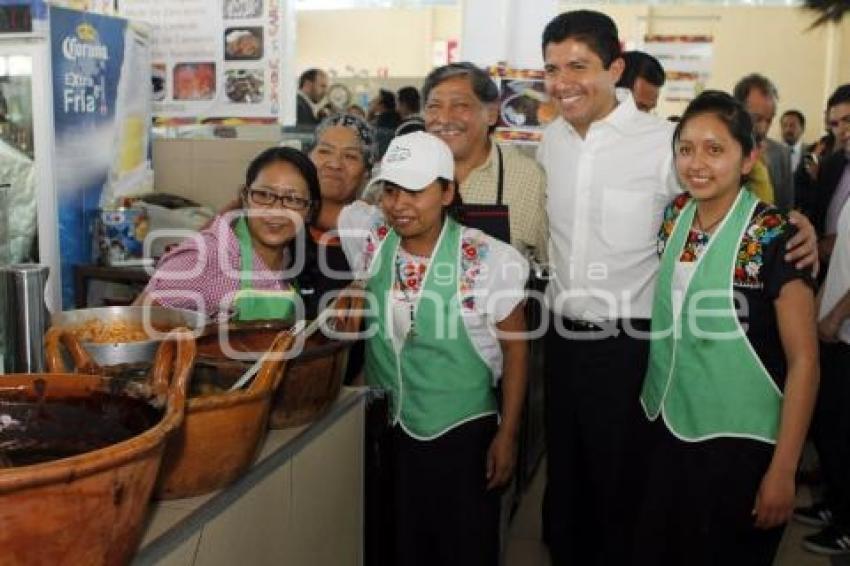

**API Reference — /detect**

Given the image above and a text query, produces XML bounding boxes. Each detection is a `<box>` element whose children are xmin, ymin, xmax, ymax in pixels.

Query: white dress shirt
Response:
<box><xmin>537</xmin><ymin>89</ymin><xmax>680</xmax><ymax>321</ymax></box>
<box><xmin>819</xmin><ymin>201</ymin><xmax>850</xmax><ymax>345</ymax></box>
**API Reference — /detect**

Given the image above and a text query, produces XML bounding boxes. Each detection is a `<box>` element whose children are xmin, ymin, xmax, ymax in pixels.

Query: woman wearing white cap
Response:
<box><xmin>339</xmin><ymin>131</ymin><xmax>529</xmax><ymax>566</ymax></box>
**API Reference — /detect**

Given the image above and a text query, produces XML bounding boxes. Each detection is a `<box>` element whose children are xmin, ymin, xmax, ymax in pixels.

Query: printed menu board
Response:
<box><xmin>642</xmin><ymin>35</ymin><xmax>714</xmax><ymax>104</ymax></box>
<box><xmin>490</xmin><ymin>65</ymin><xmax>558</xmax><ymax>145</ymax></box>
<box><xmin>117</xmin><ymin>0</ymin><xmax>282</xmax><ymax>120</ymax></box>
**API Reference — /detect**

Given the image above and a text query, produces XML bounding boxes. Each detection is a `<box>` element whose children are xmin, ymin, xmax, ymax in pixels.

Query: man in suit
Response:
<box><xmin>797</xmin><ymin>85</ymin><xmax>850</xmax><ymax>259</ymax></box>
<box><xmin>368</xmin><ymin>89</ymin><xmax>403</xmax><ymax>158</ymax></box>
<box><xmin>296</xmin><ymin>68</ymin><xmax>328</xmax><ymax>128</ymax></box>
<box><xmin>782</xmin><ymin>109</ymin><xmax>806</xmax><ymax>176</ymax></box>
<box><xmin>734</xmin><ymin>74</ymin><xmax>794</xmax><ymax>209</ymax></box>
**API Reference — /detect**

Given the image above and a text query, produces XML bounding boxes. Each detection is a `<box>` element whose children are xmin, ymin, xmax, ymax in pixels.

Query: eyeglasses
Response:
<box><xmin>245</xmin><ymin>187</ymin><xmax>311</xmax><ymax>211</ymax></box>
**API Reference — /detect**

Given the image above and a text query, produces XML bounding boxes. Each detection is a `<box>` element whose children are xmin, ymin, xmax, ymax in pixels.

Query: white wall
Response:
<box><xmin>568</xmin><ymin>3</ymin><xmax>850</xmax><ymax>142</ymax></box>
<box><xmin>296</xmin><ymin>7</ymin><xmax>460</xmax><ymax>79</ymax></box>
<box><xmin>296</xmin><ymin>4</ymin><xmax>850</xmax><ymax>143</ymax></box>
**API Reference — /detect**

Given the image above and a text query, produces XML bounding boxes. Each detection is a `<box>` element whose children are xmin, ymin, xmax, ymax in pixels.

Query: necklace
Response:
<box><xmin>694</xmin><ymin>208</ymin><xmax>724</xmax><ymax>234</ymax></box>
<box><xmin>394</xmin><ymin>258</ymin><xmax>418</xmax><ymax>338</ymax></box>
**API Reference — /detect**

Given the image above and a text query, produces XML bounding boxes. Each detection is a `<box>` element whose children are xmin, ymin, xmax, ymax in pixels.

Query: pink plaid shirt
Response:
<box><xmin>144</xmin><ymin>214</ymin><xmax>290</xmax><ymax>319</ymax></box>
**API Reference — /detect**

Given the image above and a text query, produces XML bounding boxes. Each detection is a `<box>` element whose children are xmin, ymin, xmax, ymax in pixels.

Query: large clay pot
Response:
<box><xmin>153</xmin><ymin>329</ymin><xmax>295</xmax><ymax>500</ymax></box>
<box><xmin>1</xmin><ymin>328</ymin><xmax>195</xmax><ymax>566</ymax></box>
<box><xmin>269</xmin><ymin>289</ymin><xmax>365</xmax><ymax>429</ymax></box>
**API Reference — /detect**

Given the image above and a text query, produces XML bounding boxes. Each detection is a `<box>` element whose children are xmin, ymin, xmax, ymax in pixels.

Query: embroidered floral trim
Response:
<box><xmin>658</xmin><ymin>193</ymin><xmax>788</xmax><ymax>289</ymax></box>
<box><xmin>735</xmin><ymin>211</ymin><xmax>787</xmax><ymax>288</ymax></box>
<box><xmin>374</xmin><ymin>226</ymin><xmax>491</xmax><ymax>312</ymax></box>
<box><xmin>394</xmin><ymin>253</ymin><xmax>428</xmax><ymax>294</ymax></box>
<box><xmin>460</xmin><ymin>233</ymin><xmax>490</xmax><ymax>311</ymax></box>
<box><xmin>363</xmin><ymin>221</ymin><xmax>391</xmax><ymax>272</ymax></box>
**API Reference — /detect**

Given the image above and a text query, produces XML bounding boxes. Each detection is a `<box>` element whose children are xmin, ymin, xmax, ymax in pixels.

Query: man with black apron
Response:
<box><xmin>421</xmin><ymin>62</ymin><xmax>547</xmax><ymax>257</ymax></box>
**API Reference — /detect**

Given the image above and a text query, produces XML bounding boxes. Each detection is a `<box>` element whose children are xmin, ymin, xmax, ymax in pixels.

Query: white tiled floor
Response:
<box><xmin>503</xmin><ymin>462</ymin><xmax>831</xmax><ymax>566</ymax></box>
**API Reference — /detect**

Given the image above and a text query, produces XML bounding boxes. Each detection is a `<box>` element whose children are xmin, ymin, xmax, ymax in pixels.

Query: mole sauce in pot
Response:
<box><xmin>0</xmin><ymin>379</ymin><xmax>163</xmax><ymax>467</ymax></box>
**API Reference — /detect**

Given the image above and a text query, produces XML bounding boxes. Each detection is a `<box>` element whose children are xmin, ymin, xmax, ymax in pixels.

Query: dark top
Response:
<box><xmin>294</xmin><ymin>226</ymin><xmax>362</xmax><ymax>384</ymax></box>
<box><xmin>658</xmin><ymin>193</ymin><xmax>813</xmax><ymax>391</ymax></box>
<box><xmin>374</xmin><ymin>110</ymin><xmax>402</xmax><ymax>131</ymax></box>
<box><xmin>296</xmin><ymin>93</ymin><xmax>320</xmax><ymax>128</ymax></box>
<box><xmin>796</xmin><ymin>151</ymin><xmax>848</xmax><ymax>235</ymax></box>
<box><xmin>296</xmin><ymin>226</ymin><xmax>353</xmax><ymax>319</ymax></box>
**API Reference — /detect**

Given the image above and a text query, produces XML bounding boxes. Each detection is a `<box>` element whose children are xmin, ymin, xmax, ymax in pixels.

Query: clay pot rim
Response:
<box><xmin>186</xmin><ymin>388</ymin><xmax>273</xmax><ymax>412</ymax></box>
<box><xmin>0</xmin><ymin>373</ymin><xmax>184</xmax><ymax>493</ymax></box>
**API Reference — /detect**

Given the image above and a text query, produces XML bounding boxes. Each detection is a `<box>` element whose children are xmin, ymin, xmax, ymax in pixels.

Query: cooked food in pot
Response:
<box><xmin>68</xmin><ymin>319</ymin><xmax>171</xmax><ymax>344</ymax></box>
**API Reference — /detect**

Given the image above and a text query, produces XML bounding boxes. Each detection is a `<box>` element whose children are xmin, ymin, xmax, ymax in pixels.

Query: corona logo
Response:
<box><xmin>62</xmin><ymin>22</ymin><xmax>108</xmax><ymax>62</ymax></box>
<box><xmin>76</xmin><ymin>22</ymin><xmax>97</xmax><ymax>43</ymax></box>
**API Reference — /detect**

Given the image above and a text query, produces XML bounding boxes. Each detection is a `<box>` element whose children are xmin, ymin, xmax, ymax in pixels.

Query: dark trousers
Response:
<box><xmin>543</xmin><ymin>318</ymin><xmax>651</xmax><ymax>566</ymax></box>
<box><xmin>390</xmin><ymin>416</ymin><xmax>500</xmax><ymax>566</ymax></box>
<box><xmin>633</xmin><ymin>422</ymin><xmax>784</xmax><ymax>565</ymax></box>
<box><xmin>812</xmin><ymin>341</ymin><xmax>850</xmax><ymax>528</ymax></box>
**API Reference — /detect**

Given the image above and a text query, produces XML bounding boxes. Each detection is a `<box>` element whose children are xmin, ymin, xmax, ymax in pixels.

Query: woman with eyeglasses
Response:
<box><xmin>137</xmin><ymin>146</ymin><xmax>321</xmax><ymax>322</ymax></box>
<box><xmin>338</xmin><ymin>131</ymin><xmax>529</xmax><ymax>566</ymax></box>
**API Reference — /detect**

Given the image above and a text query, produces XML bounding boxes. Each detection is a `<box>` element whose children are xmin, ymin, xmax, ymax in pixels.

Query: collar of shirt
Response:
<box><xmin>462</xmin><ymin>139</ymin><xmax>498</xmax><ymax>187</ymax></box>
<box><xmin>555</xmin><ymin>88</ymin><xmax>642</xmax><ymax>140</ymax></box>
<box><xmin>208</xmin><ymin>213</ymin><xmax>283</xmax><ymax>278</ymax></box>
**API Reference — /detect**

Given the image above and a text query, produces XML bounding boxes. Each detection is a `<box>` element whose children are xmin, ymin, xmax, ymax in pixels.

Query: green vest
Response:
<box><xmin>641</xmin><ymin>189</ymin><xmax>782</xmax><ymax>443</ymax></box>
<box><xmin>233</xmin><ymin>216</ymin><xmax>297</xmax><ymax>322</ymax></box>
<box><xmin>365</xmin><ymin>217</ymin><xmax>497</xmax><ymax>440</ymax></box>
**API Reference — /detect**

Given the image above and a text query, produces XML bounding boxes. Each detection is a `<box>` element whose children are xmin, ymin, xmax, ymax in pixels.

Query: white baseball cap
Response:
<box><xmin>366</xmin><ymin>131</ymin><xmax>454</xmax><ymax>193</ymax></box>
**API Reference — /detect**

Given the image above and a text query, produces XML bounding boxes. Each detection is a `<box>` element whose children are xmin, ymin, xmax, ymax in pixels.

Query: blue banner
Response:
<box><xmin>50</xmin><ymin>5</ymin><xmax>126</xmax><ymax>307</ymax></box>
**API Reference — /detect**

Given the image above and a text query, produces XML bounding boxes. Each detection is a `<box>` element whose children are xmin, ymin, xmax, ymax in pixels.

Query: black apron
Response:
<box><xmin>455</xmin><ymin>145</ymin><xmax>511</xmax><ymax>244</ymax></box>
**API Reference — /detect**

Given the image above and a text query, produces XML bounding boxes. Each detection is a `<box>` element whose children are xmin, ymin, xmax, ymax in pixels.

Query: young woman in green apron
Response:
<box><xmin>634</xmin><ymin>91</ymin><xmax>819</xmax><ymax>564</ymax></box>
<box><xmin>140</xmin><ymin>147</ymin><xmax>321</xmax><ymax>323</ymax></box>
<box><xmin>339</xmin><ymin>132</ymin><xmax>529</xmax><ymax>566</ymax></box>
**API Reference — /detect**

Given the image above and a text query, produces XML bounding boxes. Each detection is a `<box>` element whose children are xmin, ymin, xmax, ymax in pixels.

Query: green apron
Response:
<box><xmin>233</xmin><ymin>216</ymin><xmax>297</xmax><ymax>322</ymax></box>
<box><xmin>641</xmin><ymin>189</ymin><xmax>783</xmax><ymax>443</ymax></box>
<box><xmin>365</xmin><ymin>217</ymin><xmax>497</xmax><ymax>440</ymax></box>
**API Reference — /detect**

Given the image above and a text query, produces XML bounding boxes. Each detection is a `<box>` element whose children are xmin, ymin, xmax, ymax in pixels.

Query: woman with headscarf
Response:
<box><xmin>300</xmin><ymin>113</ymin><xmax>376</xmax><ymax>314</ymax></box>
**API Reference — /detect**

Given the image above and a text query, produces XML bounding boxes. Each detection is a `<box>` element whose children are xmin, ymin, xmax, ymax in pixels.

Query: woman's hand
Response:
<box><xmin>785</xmin><ymin>210</ymin><xmax>819</xmax><ymax>273</ymax></box>
<box><xmin>490</xmin><ymin>303</ymin><xmax>528</xmax><ymax>490</ymax></box>
<box><xmin>486</xmin><ymin>428</ymin><xmax>517</xmax><ymax>490</ymax></box>
<box><xmin>753</xmin><ymin>465</ymin><xmax>796</xmax><ymax>529</ymax></box>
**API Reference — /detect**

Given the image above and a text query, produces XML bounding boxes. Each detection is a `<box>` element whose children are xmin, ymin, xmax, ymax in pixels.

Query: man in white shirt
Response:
<box><xmin>801</xmin><ymin>201</ymin><xmax>850</xmax><ymax>555</ymax></box>
<box><xmin>536</xmin><ymin>10</ymin><xmax>817</xmax><ymax>565</ymax></box>
<box><xmin>796</xmin><ymin>157</ymin><xmax>850</xmax><ymax>558</ymax></box>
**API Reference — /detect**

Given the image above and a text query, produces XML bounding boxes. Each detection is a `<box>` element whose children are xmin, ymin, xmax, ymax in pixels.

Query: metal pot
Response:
<box><xmin>50</xmin><ymin>306</ymin><xmax>205</xmax><ymax>367</ymax></box>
